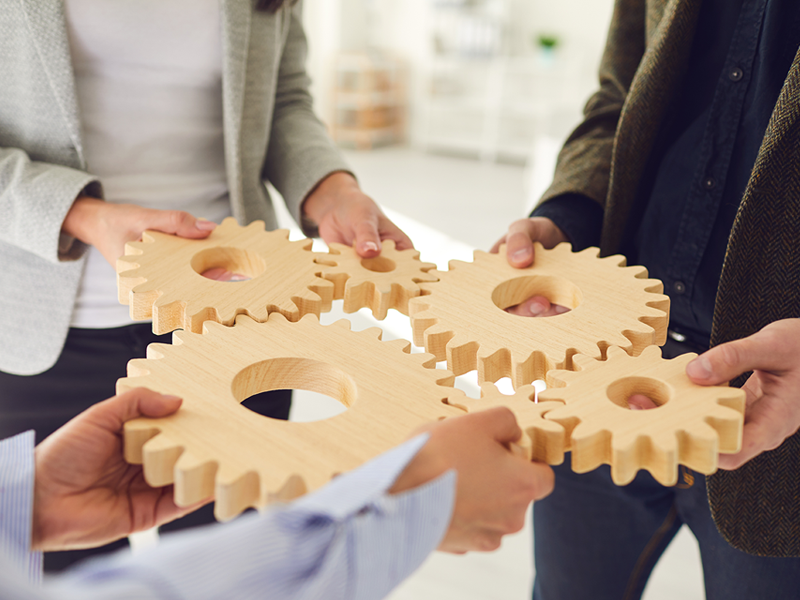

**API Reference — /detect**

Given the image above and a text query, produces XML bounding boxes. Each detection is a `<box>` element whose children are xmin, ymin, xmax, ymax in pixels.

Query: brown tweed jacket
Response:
<box><xmin>540</xmin><ymin>0</ymin><xmax>800</xmax><ymax>557</ymax></box>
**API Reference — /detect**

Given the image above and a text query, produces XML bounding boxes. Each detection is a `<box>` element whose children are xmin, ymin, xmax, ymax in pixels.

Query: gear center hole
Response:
<box><xmin>492</xmin><ymin>275</ymin><xmax>582</xmax><ymax>315</ymax></box>
<box><xmin>191</xmin><ymin>247</ymin><xmax>266</xmax><ymax>282</ymax></box>
<box><xmin>606</xmin><ymin>376</ymin><xmax>670</xmax><ymax>410</ymax></box>
<box><xmin>232</xmin><ymin>358</ymin><xmax>354</xmax><ymax>422</ymax></box>
<box><xmin>360</xmin><ymin>256</ymin><xmax>396</xmax><ymax>273</ymax></box>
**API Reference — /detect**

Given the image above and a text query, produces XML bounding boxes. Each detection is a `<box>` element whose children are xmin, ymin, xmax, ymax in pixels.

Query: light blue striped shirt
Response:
<box><xmin>0</xmin><ymin>432</ymin><xmax>455</xmax><ymax>599</ymax></box>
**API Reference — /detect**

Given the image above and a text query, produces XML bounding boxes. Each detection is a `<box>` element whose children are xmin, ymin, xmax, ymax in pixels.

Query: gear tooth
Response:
<box><xmin>141</xmin><ymin>433</ymin><xmax>185</xmax><ymax>487</ymax></box>
<box><xmin>328</xmin><ymin>317</ymin><xmax>352</xmax><ymax>330</ymax></box>
<box><xmin>576</xmin><ymin>246</ymin><xmax>600</xmax><ymax>258</ymax></box>
<box><xmin>174</xmin><ymin>451</ymin><xmax>218</xmax><ymax>506</ymax></box>
<box><xmin>445</xmin><ymin>388</ymin><xmax>470</xmax><ymax>411</ymax></box>
<box><xmin>480</xmin><ymin>381</ymin><xmax>500</xmax><ymax>398</ymax></box>
<box><xmin>385</xmin><ymin>338</ymin><xmax>412</xmax><ymax>354</ymax></box>
<box><xmin>605</xmin><ymin>346</ymin><xmax>630</xmax><ymax>361</ymax></box>
<box><xmin>625</xmin><ymin>265</ymin><xmax>649</xmax><ymax>279</ymax></box>
<box><xmin>123</xmin><ymin>418</ymin><xmax>162</xmax><ymax>464</ymax></box>
<box><xmin>214</xmin><ymin>466</ymin><xmax>261</xmax><ymax>521</ymax></box>
<box><xmin>447</xmin><ymin>258</ymin><xmax>472</xmax><ymax>271</ymax></box>
<box><xmin>360</xmin><ymin>326</ymin><xmax>384</xmax><ymax>341</ymax></box>
<box><xmin>601</xmin><ymin>253</ymin><xmax>628</xmax><ymax>267</ymax></box>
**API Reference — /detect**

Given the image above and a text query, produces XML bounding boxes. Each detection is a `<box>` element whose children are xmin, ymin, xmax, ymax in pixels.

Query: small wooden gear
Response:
<box><xmin>539</xmin><ymin>345</ymin><xmax>745</xmax><ymax>486</ymax></box>
<box><xmin>408</xmin><ymin>243</ymin><xmax>670</xmax><ymax>388</ymax></box>
<box><xmin>446</xmin><ymin>382</ymin><xmax>567</xmax><ymax>464</ymax></box>
<box><xmin>322</xmin><ymin>239</ymin><xmax>438</xmax><ymax>318</ymax></box>
<box><xmin>118</xmin><ymin>313</ymin><xmax>463</xmax><ymax>521</ymax></box>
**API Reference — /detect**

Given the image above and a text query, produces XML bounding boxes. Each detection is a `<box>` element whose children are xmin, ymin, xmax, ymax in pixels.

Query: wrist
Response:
<box><xmin>62</xmin><ymin>196</ymin><xmax>107</xmax><ymax>248</ymax></box>
<box><xmin>301</xmin><ymin>171</ymin><xmax>359</xmax><ymax>225</ymax></box>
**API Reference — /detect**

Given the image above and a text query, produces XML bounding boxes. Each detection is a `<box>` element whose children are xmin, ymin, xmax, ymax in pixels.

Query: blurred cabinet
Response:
<box><xmin>330</xmin><ymin>53</ymin><xmax>407</xmax><ymax>150</ymax></box>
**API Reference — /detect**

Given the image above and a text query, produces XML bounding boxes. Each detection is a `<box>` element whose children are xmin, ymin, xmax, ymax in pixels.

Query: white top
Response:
<box><xmin>65</xmin><ymin>0</ymin><xmax>232</xmax><ymax>328</ymax></box>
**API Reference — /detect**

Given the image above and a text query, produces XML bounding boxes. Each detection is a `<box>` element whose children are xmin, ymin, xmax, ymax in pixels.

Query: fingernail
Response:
<box><xmin>195</xmin><ymin>219</ymin><xmax>217</xmax><ymax>231</ymax></box>
<box><xmin>686</xmin><ymin>356</ymin><xmax>712</xmax><ymax>379</ymax></box>
<box><xmin>511</xmin><ymin>247</ymin><xmax>532</xmax><ymax>261</ymax></box>
<box><xmin>628</xmin><ymin>403</ymin><xmax>644</xmax><ymax>411</ymax></box>
<box><xmin>162</xmin><ymin>394</ymin><xmax>182</xmax><ymax>401</ymax></box>
<box><xmin>528</xmin><ymin>302</ymin><xmax>546</xmax><ymax>316</ymax></box>
<box><xmin>363</xmin><ymin>241</ymin><xmax>379</xmax><ymax>252</ymax></box>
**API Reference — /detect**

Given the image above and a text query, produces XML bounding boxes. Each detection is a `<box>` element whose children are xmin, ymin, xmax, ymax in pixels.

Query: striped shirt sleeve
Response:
<box><xmin>23</xmin><ymin>433</ymin><xmax>456</xmax><ymax>600</ymax></box>
<box><xmin>0</xmin><ymin>431</ymin><xmax>43</xmax><ymax>585</ymax></box>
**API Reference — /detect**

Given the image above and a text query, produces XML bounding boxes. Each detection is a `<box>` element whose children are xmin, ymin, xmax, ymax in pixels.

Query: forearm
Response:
<box><xmin>261</xmin><ymin>3</ymin><xmax>351</xmax><ymax>235</ymax></box>
<box><xmin>537</xmin><ymin>0</ymin><xmax>645</xmax><ymax>210</ymax></box>
<box><xmin>0</xmin><ymin>147</ymin><xmax>100</xmax><ymax>263</ymax></box>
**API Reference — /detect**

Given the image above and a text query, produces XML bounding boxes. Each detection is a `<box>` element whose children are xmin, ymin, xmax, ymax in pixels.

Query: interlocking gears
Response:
<box><xmin>117</xmin><ymin>218</ymin><xmax>334</xmax><ymax>334</ymax></box>
<box><xmin>539</xmin><ymin>345</ymin><xmax>746</xmax><ymax>486</ymax></box>
<box><xmin>446</xmin><ymin>382</ymin><xmax>567</xmax><ymax>464</ymax></box>
<box><xmin>321</xmin><ymin>239</ymin><xmax>439</xmax><ymax>318</ymax></box>
<box><xmin>119</xmin><ymin>313</ymin><xmax>463</xmax><ymax>520</ymax></box>
<box><xmin>408</xmin><ymin>243</ymin><xmax>670</xmax><ymax>388</ymax></box>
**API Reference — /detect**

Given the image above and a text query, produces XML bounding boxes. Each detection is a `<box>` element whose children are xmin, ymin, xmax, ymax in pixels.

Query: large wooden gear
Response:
<box><xmin>538</xmin><ymin>345</ymin><xmax>746</xmax><ymax>486</ymax></box>
<box><xmin>119</xmin><ymin>313</ymin><xmax>463</xmax><ymax>521</ymax></box>
<box><xmin>408</xmin><ymin>243</ymin><xmax>670</xmax><ymax>388</ymax></box>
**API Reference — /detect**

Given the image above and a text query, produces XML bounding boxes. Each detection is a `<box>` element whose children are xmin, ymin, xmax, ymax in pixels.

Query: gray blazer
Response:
<box><xmin>0</xmin><ymin>0</ymin><xmax>349</xmax><ymax>375</ymax></box>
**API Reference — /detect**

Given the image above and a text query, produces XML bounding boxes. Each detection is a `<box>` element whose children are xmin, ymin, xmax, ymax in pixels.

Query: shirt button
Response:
<box><xmin>674</xmin><ymin>281</ymin><xmax>686</xmax><ymax>294</ymax></box>
<box><xmin>703</xmin><ymin>177</ymin><xmax>716</xmax><ymax>190</ymax></box>
<box><xmin>729</xmin><ymin>67</ymin><xmax>744</xmax><ymax>82</ymax></box>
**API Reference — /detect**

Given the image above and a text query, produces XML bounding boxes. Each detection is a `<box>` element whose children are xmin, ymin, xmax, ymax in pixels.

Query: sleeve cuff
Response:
<box><xmin>0</xmin><ymin>431</ymin><xmax>43</xmax><ymax>583</ymax></box>
<box><xmin>531</xmin><ymin>193</ymin><xmax>603</xmax><ymax>251</ymax></box>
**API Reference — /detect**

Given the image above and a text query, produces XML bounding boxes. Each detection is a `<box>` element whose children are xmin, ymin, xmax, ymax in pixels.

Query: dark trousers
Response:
<box><xmin>0</xmin><ymin>324</ymin><xmax>291</xmax><ymax>572</ymax></box>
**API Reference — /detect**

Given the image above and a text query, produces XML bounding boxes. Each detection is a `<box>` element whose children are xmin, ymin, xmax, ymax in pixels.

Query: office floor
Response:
<box><xmin>275</xmin><ymin>146</ymin><xmax>707</xmax><ymax>600</ymax></box>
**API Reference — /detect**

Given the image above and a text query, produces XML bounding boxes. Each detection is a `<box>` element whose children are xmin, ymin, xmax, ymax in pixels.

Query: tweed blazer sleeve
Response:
<box><xmin>262</xmin><ymin>3</ymin><xmax>352</xmax><ymax>237</ymax></box>
<box><xmin>537</xmin><ymin>0</ymin><xmax>648</xmax><ymax>212</ymax></box>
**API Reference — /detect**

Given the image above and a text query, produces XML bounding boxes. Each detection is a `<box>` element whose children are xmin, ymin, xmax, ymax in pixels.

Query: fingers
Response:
<box><xmin>89</xmin><ymin>388</ymin><xmax>182</xmax><ymax>432</ymax></box>
<box><xmin>474</xmin><ymin>406</ymin><xmax>524</xmax><ymax>446</ymax></box>
<box><xmin>686</xmin><ymin>323</ymin><xmax>797</xmax><ymax>385</ymax></box>
<box><xmin>505</xmin><ymin>221</ymin><xmax>538</xmax><ymax>268</ymax></box>
<box><xmin>146</xmin><ymin>209</ymin><xmax>216</xmax><ymax>240</ymax></box>
<box><xmin>505</xmin><ymin>296</ymin><xmax>570</xmax><ymax>317</ymax></box>
<box><xmin>717</xmin><ymin>398</ymin><xmax>794</xmax><ymax>469</ymax></box>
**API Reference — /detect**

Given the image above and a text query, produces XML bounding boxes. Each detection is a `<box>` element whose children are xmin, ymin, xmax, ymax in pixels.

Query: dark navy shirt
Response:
<box><xmin>534</xmin><ymin>0</ymin><xmax>800</xmax><ymax>350</ymax></box>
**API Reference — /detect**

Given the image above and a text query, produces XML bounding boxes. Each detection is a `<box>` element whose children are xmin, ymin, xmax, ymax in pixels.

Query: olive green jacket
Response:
<box><xmin>541</xmin><ymin>0</ymin><xmax>800</xmax><ymax>557</ymax></box>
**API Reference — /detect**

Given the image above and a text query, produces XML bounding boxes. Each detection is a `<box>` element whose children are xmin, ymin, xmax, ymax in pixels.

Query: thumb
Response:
<box><xmin>90</xmin><ymin>388</ymin><xmax>183</xmax><ymax>432</ymax></box>
<box><xmin>686</xmin><ymin>328</ymin><xmax>793</xmax><ymax>385</ymax></box>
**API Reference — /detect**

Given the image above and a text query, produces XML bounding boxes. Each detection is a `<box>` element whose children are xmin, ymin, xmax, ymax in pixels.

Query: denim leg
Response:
<box><xmin>533</xmin><ymin>457</ymin><xmax>683</xmax><ymax>600</ymax></box>
<box><xmin>675</xmin><ymin>471</ymin><xmax>800</xmax><ymax>600</ymax></box>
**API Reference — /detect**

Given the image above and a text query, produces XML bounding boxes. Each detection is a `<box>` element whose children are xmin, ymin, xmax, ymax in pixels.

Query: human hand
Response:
<box><xmin>301</xmin><ymin>171</ymin><xmax>413</xmax><ymax>258</ymax></box>
<box><xmin>62</xmin><ymin>196</ymin><xmax>217</xmax><ymax>267</ymax></box>
<box><xmin>389</xmin><ymin>407</ymin><xmax>554</xmax><ymax>553</ymax></box>
<box><xmin>685</xmin><ymin>318</ymin><xmax>800</xmax><ymax>470</ymax></box>
<box><xmin>491</xmin><ymin>217</ymin><xmax>570</xmax><ymax>316</ymax></box>
<box><xmin>32</xmin><ymin>388</ymin><xmax>208</xmax><ymax>551</ymax></box>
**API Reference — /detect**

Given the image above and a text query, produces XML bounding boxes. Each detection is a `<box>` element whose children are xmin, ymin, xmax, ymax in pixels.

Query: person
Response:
<box><xmin>0</xmin><ymin>387</ymin><xmax>554</xmax><ymax>599</ymax></box>
<box><xmin>0</xmin><ymin>0</ymin><xmax>410</xmax><ymax>570</ymax></box>
<box><xmin>493</xmin><ymin>0</ymin><xmax>800</xmax><ymax>598</ymax></box>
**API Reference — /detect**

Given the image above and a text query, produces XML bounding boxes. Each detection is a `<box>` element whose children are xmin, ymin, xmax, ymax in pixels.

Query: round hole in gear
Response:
<box><xmin>606</xmin><ymin>376</ymin><xmax>671</xmax><ymax>410</ymax></box>
<box><xmin>232</xmin><ymin>357</ymin><xmax>355</xmax><ymax>422</ymax></box>
<box><xmin>491</xmin><ymin>275</ymin><xmax>583</xmax><ymax>315</ymax></box>
<box><xmin>360</xmin><ymin>255</ymin><xmax>396</xmax><ymax>273</ymax></box>
<box><xmin>191</xmin><ymin>247</ymin><xmax>267</xmax><ymax>282</ymax></box>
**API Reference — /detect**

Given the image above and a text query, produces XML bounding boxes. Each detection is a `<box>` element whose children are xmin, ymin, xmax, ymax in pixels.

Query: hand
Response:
<box><xmin>32</xmin><ymin>388</ymin><xmax>208</xmax><ymax>551</ymax></box>
<box><xmin>685</xmin><ymin>318</ymin><xmax>800</xmax><ymax>470</ymax></box>
<box><xmin>62</xmin><ymin>196</ymin><xmax>217</xmax><ymax>267</ymax></box>
<box><xmin>491</xmin><ymin>217</ymin><xmax>570</xmax><ymax>316</ymax></box>
<box><xmin>390</xmin><ymin>407</ymin><xmax>554</xmax><ymax>553</ymax></box>
<box><xmin>301</xmin><ymin>171</ymin><xmax>413</xmax><ymax>258</ymax></box>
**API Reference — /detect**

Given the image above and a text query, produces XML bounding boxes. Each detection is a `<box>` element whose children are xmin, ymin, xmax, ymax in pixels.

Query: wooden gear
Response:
<box><xmin>117</xmin><ymin>218</ymin><xmax>439</xmax><ymax>334</ymax></box>
<box><xmin>538</xmin><ymin>345</ymin><xmax>745</xmax><ymax>486</ymax></box>
<box><xmin>446</xmin><ymin>383</ymin><xmax>567</xmax><ymax>464</ymax></box>
<box><xmin>119</xmin><ymin>312</ymin><xmax>463</xmax><ymax>521</ymax></box>
<box><xmin>323</xmin><ymin>239</ymin><xmax>438</xmax><ymax>318</ymax></box>
<box><xmin>408</xmin><ymin>243</ymin><xmax>670</xmax><ymax>388</ymax></box>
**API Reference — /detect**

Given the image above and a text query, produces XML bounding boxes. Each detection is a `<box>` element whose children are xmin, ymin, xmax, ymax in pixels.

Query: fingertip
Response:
<box><xmin>686</xmin><ymin>355</ymin><xmax>713</xmax><ymax>381</ymax></box>
<box><xmin>357</xmin><ymin>240</ymin><xmax>380</xmax><ymax>257</ymax></box>
<box><xmin>195</xmin><ymin>218</ymin><xmax>217</xmax><ymax>232</ymax></box>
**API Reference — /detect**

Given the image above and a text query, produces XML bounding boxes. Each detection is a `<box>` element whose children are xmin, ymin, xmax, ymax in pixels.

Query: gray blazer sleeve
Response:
<box><xmin>262</xmin><ymin>3</ymin><xmax>352</xmax><ymax>237</ymax></box>
<box><xmin>0</xmin><ymin>147</ymin><xmax>99</xmax><ymax>263</ymax></box>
